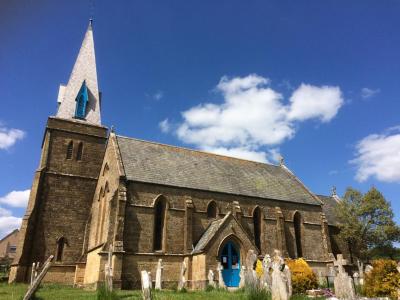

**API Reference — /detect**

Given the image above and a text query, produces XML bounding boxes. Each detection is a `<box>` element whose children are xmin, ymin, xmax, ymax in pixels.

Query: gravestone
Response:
<box><xmin>245</xmin><ymin>250</ymin><xmax>258</xmax><ymax>288</ymax></box>
<box><xmin>177</xmin><ymin>260</ymin><xmax>187</xmax><ymax>291</ymax></box>
<box><xmin>155</xmin><ymin>259</ymin><xmax>163</xmax><ymax>290</ymax></box>
<box><xmin>357</xmin><ymin>259</ymin><xmax>365</xmax><ymax>285</ymax></box>
<box><xmin>208</xmin><ymin>269</ymin><xmax>216</xmax><ymax>288</ymax></box>
<box><xmin>239</xmin><ymin>266</ymin><xmax>246</xmax><ymax>288</ymax></box>
<box><xmin>218</xmin><ymin>262</ymin><xmax>226</xmax><ymax>289</ymax></box>
<box><xmin>141</xmin><ymin>270</ymin><xmax>151</xmax><ymax>300</ymax></box>
<box><xmin>365</xmin><ymin>264</ymin><xmax>373</xmax><ymax>274</ymax></box>
<box><xmin>30</xmin><ymin>262</ymin><xmax>40</xmax><ymax>286</ymax></box>
<box><xmin>23</xmin><ymin>255</ymin><xmax>54</xmax><ymax>300</ymax></box>
<box><xmin>104</xmin><ymin>246</ymin><xmax>113</xmax><ymax>291</ymax></box>
<box><xmin>260</xmin><ymin>254</ymin><xmax>272</xmax><ymax>290</ymax></box>
<box><xmin>333</xmin><ymin>254</ymin><xmax>355</xmax><ymax>300</ymax></box>
<box><xmin>353</xmin><ymin>272</ymin><xmax>360</xmax><ymax>286</ymax></box>
<box><xmin>270</xmin><ymin>250</ymin><xmax>291</xmax><ymax>300</ymax></box>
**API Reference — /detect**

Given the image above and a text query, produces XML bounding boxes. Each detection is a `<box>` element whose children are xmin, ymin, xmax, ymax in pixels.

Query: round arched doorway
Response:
<box><xmin>220</xmin><ymin>241</ymin><xmax>240</xmax><ymax>287</ymax></box>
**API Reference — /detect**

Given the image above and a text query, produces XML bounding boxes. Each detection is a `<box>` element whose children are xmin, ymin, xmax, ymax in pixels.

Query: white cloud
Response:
<box><xmin>288</xmin><ymin>84</ymin><xmax>343</xmax><ymax>122</ymax></box>
<box><xmin>159</xmin><ymin>119</ymin><xmax>171</xmax><ymax>133</ymax></box>
<box><xmin>0</xmin><ymin>127</ymin><xmax>25</xmax><ymax>150</ymax></box>
<box><xmin>0</xmin><ymin>206</ymin><xmax>21</xmax><ymax>238</ymax></box>
<box><xmin>361</xmin><ymin>87</ymin><xmax>380</xmax><ymax>99</ymax></box>
<box><xmin>0</xmin><ymin>189</ymin><xmax>30</xmax><ymax>208</ymax></box>
<box><xmin>351</xmin><ymin>127</ymin><xmax>400</xmax><ymax>183</ymax></box>
<box><xmin>167</xmin><ymin>74</ymin><xmax>343</xmax><ymax>162</ymax></box>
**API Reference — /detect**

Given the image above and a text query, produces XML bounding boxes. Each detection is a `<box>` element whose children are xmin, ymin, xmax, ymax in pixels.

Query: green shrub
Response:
<box><xmin>285</xmin><ymin>258</ymin><xmax>318</xmax><ymax>294</ymax></box>
<box><xmin>364</xmin><ymin>259</ymin><xmax>400</xmax><ymax>299</ymax></box>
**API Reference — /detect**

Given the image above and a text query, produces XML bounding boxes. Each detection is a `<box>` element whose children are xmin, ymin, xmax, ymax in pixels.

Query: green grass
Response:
<box><xmin>0</xmin><ymin>283</ymin><xmax>324</xmax><ymax>300</ymax></box>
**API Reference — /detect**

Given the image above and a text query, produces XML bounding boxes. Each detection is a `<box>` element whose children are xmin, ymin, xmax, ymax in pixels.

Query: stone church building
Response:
<box><xmin>9</xmin><ymin>23</ymin><xmax>347</xmax><ymax>289</ymax></box>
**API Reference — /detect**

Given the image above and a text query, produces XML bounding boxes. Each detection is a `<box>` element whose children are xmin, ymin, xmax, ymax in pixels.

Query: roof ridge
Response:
<box><xmin>116</xmin><ymin>135</ymin><xmax>280</xmax><ymax>167</ymax></box>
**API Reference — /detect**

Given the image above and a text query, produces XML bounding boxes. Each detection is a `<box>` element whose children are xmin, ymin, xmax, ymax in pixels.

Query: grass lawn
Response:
<box><xmin>0</xmin><ymin>283</ymin><xmax>324</xmax><ymax>300</ymax></box>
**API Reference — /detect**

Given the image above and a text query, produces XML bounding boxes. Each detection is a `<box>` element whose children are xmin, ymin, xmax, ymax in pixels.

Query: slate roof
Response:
<box><xmin>318</xmin><ymin>194</ymin><xmax>341</xmax><ymax>226</ymax></box>
<box><xmin>116</xmin><ymin>136</ymin><xmax>321</xmax><ymax>205</ymax></box>
<box><xmin>192</xmin><ymin>213</ymin><xmax>231</xmax><ymax>254</ymax></box>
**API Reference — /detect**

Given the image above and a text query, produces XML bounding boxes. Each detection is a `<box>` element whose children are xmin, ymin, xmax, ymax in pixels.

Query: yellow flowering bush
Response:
<box><xmin>364</xmin><ymin>259</ymin><xmax>400</xmax><ymax>299</ymax></box>
<box><xmin>255</xmin><ymin>259</ymin><xmax>263</xmax><ymax>278</ymax></box>
<box><xmin>285</xmin><ymin>258</ymin><xmax>318</xmax><ymax>294</ymax></box>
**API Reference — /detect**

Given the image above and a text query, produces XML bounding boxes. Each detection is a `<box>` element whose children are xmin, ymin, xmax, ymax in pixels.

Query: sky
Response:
<box><xmin>0</xmin><ymin>1</ymin><xmax>399</xmax><ymax>238</ymax></box>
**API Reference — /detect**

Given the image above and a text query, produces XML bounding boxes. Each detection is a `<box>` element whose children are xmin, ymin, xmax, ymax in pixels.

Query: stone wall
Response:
<box><xmin>10</xmin><ymin>117</ymin><xmax>107</xmax><ymax>283</ymax></box>
<box><xmin>125</xmin><ymin>181</ymin><xmax>329</xmax><ymax>260</ymax></box>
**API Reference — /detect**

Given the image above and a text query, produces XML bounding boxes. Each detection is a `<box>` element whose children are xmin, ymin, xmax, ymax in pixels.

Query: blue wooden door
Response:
<box><xmin>221</xmin><ymin>241</ymin><xmax>240</xmax><ymax>287</ymax></box>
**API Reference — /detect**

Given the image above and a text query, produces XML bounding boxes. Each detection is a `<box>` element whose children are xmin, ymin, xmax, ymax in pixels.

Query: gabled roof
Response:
<box><xmin>192</xmin><ymin>214</ymin><xmax>231</xmax><ymax>254</ymax></box>
<box><xmin>318</xmin><ymin>194</ymin><xmax>341</xmax><ymax>226</ymax></box>
<box><xmin>116</xmin><ymin>136</ymin><xmax>321</xmax><ymax>205</ymax></box>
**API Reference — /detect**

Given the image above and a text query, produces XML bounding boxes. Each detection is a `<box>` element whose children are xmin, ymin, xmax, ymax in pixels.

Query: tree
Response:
<box><xmin>335</xmin><ymin>187</ymin><xmax>400</xmax><ymax>262</ymax></box>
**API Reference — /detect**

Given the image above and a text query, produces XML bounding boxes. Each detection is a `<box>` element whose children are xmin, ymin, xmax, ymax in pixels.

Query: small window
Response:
<box><xmin>56</xmin><ymin>237</ymin><xmax>67</xmax><ymax>262</ymax></box>
<box><xmin>102</xmin><ymin>163</ymin><xmax>109</xmax><ymax>176</ymax></box>
<box><xmin>76</xmin><ymin>142</ymin><xmax>83</xmax><ymax>161</ymax></box>
<box><xmin>8</xmin><ymin>245</ymin><xmax>16</xmax><ymax>253</ymax></box>
<box><xmin>98</xmin><ymin>187</ymin><xmax>103</xmax><ymax>201</ymax></box>
<box><xmin>74</xmin><ymin>81</ymin><xmax>88</xmax><ymax>119</ymax></box>
<box><xmin>207</xmin><ymin>201</ymin><xmax>217</xmax><ymax>218</ymax></box>
<box><xmin>66</xmin><ymin>141</ymin><xmax>73</xmax><ymax>159</ymax></box>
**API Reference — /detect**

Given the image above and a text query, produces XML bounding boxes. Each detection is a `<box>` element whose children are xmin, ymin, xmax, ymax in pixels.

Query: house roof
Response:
<box><xmin>116</xmin><ymin>135</ymin><xmax>321</xmax><ymax>206</ymax></box>
<box><xmin>318</xmin><ymin>194</ymin><xmax>341</xmax><ymax>226</ymax></box>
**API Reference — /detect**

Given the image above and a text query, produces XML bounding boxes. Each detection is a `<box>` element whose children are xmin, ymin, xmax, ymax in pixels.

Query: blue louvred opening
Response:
<box><xmin>74</xmin><ymin>81</ymin><xmax>88</xmax><ymax>119</ymax></box>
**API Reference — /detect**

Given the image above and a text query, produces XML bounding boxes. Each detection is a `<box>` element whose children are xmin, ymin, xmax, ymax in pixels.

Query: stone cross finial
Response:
<box><xmin>334</xmin><ymin>254</ymin><xmax>347</xmax><ymax>274</ymax></box>
<box><xmin>279</xmin><ymin>155</ymin><xmax>284</xmax><ymax>166</ymax></box>
<box><xmin>331</xmin><ymin>186</ymin><xmax>337</xmax><ymax>196</ymax></box>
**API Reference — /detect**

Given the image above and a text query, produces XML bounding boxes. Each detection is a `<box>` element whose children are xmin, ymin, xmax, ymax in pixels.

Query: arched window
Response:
<box><xmin>207</xmin><ymin>201</ymin><xmax>217</xmax><ymax>218</ymax></box>
<box><xmin>97</xmin><ymin>182</ymin><xmax>109</xmax><ymax>244</ymax></box>
<box><xmin>294</xmin><ymin>212</ymin><xmax>303</xmax><ymax>257</ymax></box>
<box><xmin>253</xmin><ymin>207</ymin><xmax>262</xmax><ymax>251</ymax></box>
<box><xmin>76</xmin><ymin>142</ymin><xmax>83</xmax><ymax>161</ymax></box>
<box><xmin>66</xmin><ymin>141</ymin><xmax>73</xmax><ymax>159</ymax></box>
<box><xmin>56</xmin><ymin>237</ymin><xmax>67</xmax><ymax>262</ymax></box>
<box><xmin>102</xmin><ymin>163</ymin><xmax>109</xmax><ymax>176</ymax></box>
<box><xmin>154</xmin><ymin>196</ymin><xmax>168</xmax><ymax>251</ymax></box>
<box><xmin>98</xmin><ymin>187</ymin><xmax>103</xmax><ymax>201</ymax></box>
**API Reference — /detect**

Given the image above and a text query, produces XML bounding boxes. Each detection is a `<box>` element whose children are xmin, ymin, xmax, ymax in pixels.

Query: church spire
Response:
<box><xmin>56</xmin><ymin>21</ymin><xmax>101</xmax><ymax>125</ymax></box>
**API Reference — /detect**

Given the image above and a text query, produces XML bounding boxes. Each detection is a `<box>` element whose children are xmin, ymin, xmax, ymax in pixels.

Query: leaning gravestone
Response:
<box><xmin>177</xmin><ymin>260</ymin><xmax>187</xmax><ymax>291</ymax></box>
<box><xmin>218</xmin><ymin>262</ymin><xmax>226</xmax><ymax>289</ymax></box>
<box><xmin>141</xmin><ymin>270</ymin><xmax>152</xmax><ymax>300</ymax></box>
<box><xmin>23</xmin><ymin>255</ymin><xmax>54</xmax><ymax>300</ymax></box>
<box><xmin>155</xmin><ymin>259</ymin><xmax>163</xmax><ymax>290</ymax></box>
<box><xmin>333</xmin><ymin>254</ymin><xmax>355</xmax><ymax>300</ymax></box>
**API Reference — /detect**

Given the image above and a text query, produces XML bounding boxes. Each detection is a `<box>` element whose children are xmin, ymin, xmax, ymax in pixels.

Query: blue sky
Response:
<box><xmin>0</xmin><ymin>1</ymin><xmax>399</xmax><ymax>237</ymax></box>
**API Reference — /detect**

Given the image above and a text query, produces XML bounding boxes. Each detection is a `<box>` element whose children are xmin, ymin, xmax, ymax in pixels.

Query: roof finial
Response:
<box><xmin>279</xmin><ymin>155</ymin><xmax>284</xmax><ymax>166</ymax></box>
<box><xmin>89</xmin><ymin>18</ymin><xmax>93</xmax><ymax>27</ymax></box>
<box><xmin>331</xmin><ymin>186</ymin><xmax>337</xmax><ymax>196</ymax></box>
<box><xmin>111</xmin><ymin>125</ymin><xmax>115</xmax><ymax>133</ymax></box>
